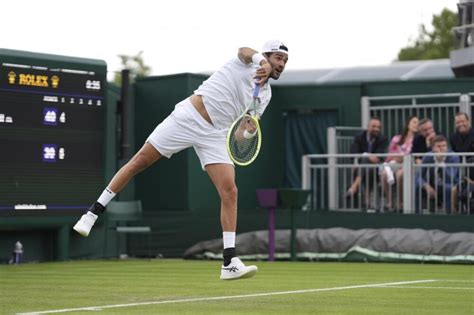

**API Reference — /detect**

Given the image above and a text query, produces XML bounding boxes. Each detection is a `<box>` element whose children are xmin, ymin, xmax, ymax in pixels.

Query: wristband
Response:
<box><xmin>243</xmin><ymin>129</ymin><xmax>257</xmax><ymax>139</ymax></box>
<box><xmin>252</xmin><ymin>53</ymin><xmax>265</xmax><ymax>65</ymax></box>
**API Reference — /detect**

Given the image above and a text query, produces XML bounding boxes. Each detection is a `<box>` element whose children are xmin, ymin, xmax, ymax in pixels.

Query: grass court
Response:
<box><xmin>1</xmin><ymin>259</ymin><xmax>473</xmax><ymax>314</ymax></box>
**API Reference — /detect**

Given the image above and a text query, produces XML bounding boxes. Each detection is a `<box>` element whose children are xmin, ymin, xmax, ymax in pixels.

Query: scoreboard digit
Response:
<box><xmin>0</xmin><ymin>49</ymin><xmax>107</xmax><ymax>213</ymax></box>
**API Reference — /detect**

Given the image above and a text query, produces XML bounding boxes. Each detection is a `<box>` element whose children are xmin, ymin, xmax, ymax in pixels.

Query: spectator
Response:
<box><xmin>450</xmin><ymin>112</ymin><xmax>474</xmax><ymax>153</ymax></box>
<box><xmin>346</xmin><ymin>117</ymin><xmax>388</xmax><ymax>204</ymax></box>
<box><xmin>416</xmin><ymin>135</ymin><xmax>459</xmax><ymax>214</ymax></box>
<box><xmin>450</xmin><ymin>112</ymin><xmax>474</xmax><ymax>213</ymax></box>
<box><xmin>380</xmin><ymin>115</ymin><xmax>419</xmax><ymax>211</ymax></box>
<box><xmin>412</xmin><ymin>118</ymin><xmax>436</xmax><ymax>164</ymax></box>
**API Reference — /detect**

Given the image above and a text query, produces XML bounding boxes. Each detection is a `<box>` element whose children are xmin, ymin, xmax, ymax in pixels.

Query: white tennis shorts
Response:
<box><xmin>146</xmin><ymin>98</ymin><xmax>233</xmax><ymax>169</ymax></box>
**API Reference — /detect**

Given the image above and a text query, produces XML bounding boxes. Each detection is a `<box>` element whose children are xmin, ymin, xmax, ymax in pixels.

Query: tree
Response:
<box><xmin>397</xmin><ymin>8</ymin><xmax>457</xmax><ymax>61</ymax></box>
<box><xmin>113</xmin><ymin>51</ymin><xmax>152</xmax><ymax>85</ymax></box>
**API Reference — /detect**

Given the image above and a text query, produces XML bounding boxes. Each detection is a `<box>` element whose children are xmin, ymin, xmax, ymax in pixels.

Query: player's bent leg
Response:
<box><xmin>108</xmin><ymin>142</ymin><xmax>162</xmax><ymax>193</ymax></box>
<box><xmin>73</xmin><ymin>143</ymin><xmax>162</xmax><ymax>237</ymax></box>
<box><xmin>206</xmin><ymin>163</ymin><xmax>258</xmax><ymax>280</ymax></box>
<box><xmin>206</xmin><ymin>163</ymin><xmax>237</xmax><ymax>232</ymax></box>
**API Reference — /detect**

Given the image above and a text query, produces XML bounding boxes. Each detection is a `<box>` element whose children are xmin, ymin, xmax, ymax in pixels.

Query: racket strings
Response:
<box><xmin>228</xmin><ymin>116</ymin><xmax>260</xmax><ymax>164</ymax></box>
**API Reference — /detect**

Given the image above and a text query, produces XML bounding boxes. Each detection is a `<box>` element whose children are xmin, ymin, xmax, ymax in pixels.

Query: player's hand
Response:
<box><xmin>245</xmin><ymin>117</ymin><xmax>257</xmax><ymax>133</ymax></box>
<box><xmin>235</xmin><ymin>117</ymin><xmax>256</xmax><ymax>141</ymax></box>
<box><xmin>238</xmin><ymin>116</ymin><xmax>256</xmax><ymax>133</ymax></box>
<box><xmin>254</xmin><ymin>62</ymin><xmax>272</xmax><ymax>85</ymax></box>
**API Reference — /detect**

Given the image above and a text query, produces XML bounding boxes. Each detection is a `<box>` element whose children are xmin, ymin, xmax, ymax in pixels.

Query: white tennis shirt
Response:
<box><xmin>194</xmin><ymin>57</ymin><xmax>272</xmax><ymax>130</ymax></box>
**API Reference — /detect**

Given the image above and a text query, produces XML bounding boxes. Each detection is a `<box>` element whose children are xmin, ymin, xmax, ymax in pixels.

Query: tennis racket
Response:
<box><xmin>226</xmin><ymin>84</ymin><xmax>262</xmax><ymax>166</ymax></box>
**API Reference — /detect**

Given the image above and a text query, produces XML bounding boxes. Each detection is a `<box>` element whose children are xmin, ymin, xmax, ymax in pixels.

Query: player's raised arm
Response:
<box><xmin>238</xmin><ymin>47</ymin><xmax>272</xmax><ymax>85</ymax></box>
<box><xmin>238</xmin><ymin>47</ymin><xmax>259</xmax><ymax>64</ymax></box>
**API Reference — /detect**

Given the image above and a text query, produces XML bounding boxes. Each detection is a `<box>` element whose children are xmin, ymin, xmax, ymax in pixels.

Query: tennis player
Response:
<box><xmin>74</xmin><ymin>40</ymin><xmax>289</xmax><ymax>280</ymax></box>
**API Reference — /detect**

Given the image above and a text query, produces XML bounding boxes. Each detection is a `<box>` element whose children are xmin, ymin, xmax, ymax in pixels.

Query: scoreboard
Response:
<box><xmin>0</xmin><ymin>49</ymin><xmax>106</xmax><ymax>213</ymax></box>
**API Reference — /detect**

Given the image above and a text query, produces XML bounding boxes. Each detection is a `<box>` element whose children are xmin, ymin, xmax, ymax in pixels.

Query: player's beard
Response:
<box><xmin>270</xmin><ymin>67</ymin><xmax>283</xmax><ymax>80</ymax></box>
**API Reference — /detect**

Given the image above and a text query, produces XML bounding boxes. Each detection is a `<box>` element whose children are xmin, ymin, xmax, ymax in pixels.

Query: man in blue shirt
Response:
<box><xmin>416</xmin><ymin>135</ymin><xmax>459</xmax><ymax>214</ymax></box>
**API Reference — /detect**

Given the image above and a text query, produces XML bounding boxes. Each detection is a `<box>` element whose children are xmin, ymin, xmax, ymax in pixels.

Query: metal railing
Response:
<box><xmin>327</xmin><ymin>126</ymin><xmax>364</xmax><ymax>155</ymax></box>
<box><xmin>360</xmin><ymin>93</ymin><xmax>472</xmax><ymax>142</ymax></box>
<box><xmin>301</xmin><ymin>153</ymin><xmax>474</xmax><ymax>215</ymax></box>
<box><xmin>326</xmin><ymin>127</ymin><xmax>364</xmax><ymax>206</ymax></box>
<box><xmin>326</xmin><ymin>94</ymin><xmax>474</xmax><ymax>159</ymax></box>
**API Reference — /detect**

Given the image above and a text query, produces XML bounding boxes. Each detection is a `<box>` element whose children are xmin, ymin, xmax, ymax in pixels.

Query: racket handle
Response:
<box><xmin>253</xmin><ymin>84</ymin><xmax>260</xmax><ymax>98</ymax></box>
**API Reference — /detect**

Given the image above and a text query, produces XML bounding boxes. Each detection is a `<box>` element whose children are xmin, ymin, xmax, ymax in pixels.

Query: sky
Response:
<box><xmin>1</xmin><ymin>0</ymin><xmax>459</xmax><ymax>80</ymax></box>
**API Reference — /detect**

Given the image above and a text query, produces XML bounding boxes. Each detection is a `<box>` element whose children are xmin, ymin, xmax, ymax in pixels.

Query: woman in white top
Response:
<box><xmin>73</xmin><ymin>40</ymin><xmax>289</xmax><ymax>280</ymax></box>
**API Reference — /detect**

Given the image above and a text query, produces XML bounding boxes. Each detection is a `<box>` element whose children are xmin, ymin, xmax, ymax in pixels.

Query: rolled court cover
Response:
<box><xmin>183</xmin><ymin>228</ymin><xmax>474</xmax><ymax>263</ymax></box>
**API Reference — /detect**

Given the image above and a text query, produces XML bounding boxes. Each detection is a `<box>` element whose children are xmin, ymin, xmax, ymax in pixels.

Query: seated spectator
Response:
<box><xmin>450</xmin><ymin>112</ymin><xmax>474</xmax><ymax>153</ymax></box>
<box><xmin>412</xmin><ymin>118</ymin><xmax>437</xmax><ymax>164</ymax></box>
<box><xmin>449</xmin><ymin>112</ymin><xmax>474</xmax><ymax>213</ymax></box>
<box><xmin>380</xmin><ymin>115</ymin><xmax>419</xmax><ymax>211</ymax></box>
<box><xmin>346</xmin><ymin>117</ymin><xmax>388</xmax><ymax>206</ymax></box>
<box><xmin>415</xmin><ymin>135</ymin><xmax>459</xmax><ymax>214</ymax></box>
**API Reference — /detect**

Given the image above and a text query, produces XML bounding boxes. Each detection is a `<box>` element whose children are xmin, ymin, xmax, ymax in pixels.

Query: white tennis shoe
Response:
<box><xmin>220</xmin><ymin>257</ymin><xmax>258</xmax><ymax>280</ymax></box>
<box><xmin>73</xmin><ymin>211</ymin><xmax>98</xmax><ymax>237</ymax></box>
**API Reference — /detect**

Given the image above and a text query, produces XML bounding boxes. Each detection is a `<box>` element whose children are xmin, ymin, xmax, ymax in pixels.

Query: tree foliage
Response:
<box><xmin>113</xmin><ymin>51</ymin><xmax>152</xmax><ymax>85</ymax></box>
<box><xmin>397</xmin><ymin>8</ymin><xmax>457</xmax><ymax>61</ymax></box>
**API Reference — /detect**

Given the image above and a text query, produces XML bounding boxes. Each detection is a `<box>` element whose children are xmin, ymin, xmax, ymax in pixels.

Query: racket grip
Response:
<box><xmin>253</xmin><ymin>84</ymin><xmax>260</xmax><ymax>98</ymax></box>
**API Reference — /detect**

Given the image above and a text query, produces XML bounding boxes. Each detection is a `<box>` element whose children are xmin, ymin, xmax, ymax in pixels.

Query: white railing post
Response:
<box><xmin>327</xmin><ymin>127</ymin><xmax>337</xmax><ymax>209</ymax></box>
<box><xmin>327</xmin><ymin>127</ymin><xmax>336</xmax><ymax>155</ymax></box>
<box><xmin>361</xmin><ymin>96</ymin><xmax>370</xmax><ymax>128</ymax></box>
<box><xmin>301</xmin><ymin>155</ymin><xmax>310</xmax><ymax>190</ymax></box>
<box><xmin>403</xmin><ymin>154</ymin><xmax>414</xmax><ymax>214</ymax></box>
<box><xmin>460</xmin><ymin>94</ymin><xmax>471</xmax><ymax>118</ymax></box>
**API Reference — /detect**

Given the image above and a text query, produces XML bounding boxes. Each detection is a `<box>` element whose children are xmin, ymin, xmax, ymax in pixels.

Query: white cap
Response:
<box><xmin>262</xmin><ymin>40</ymin><xmax>288</xmax><ymax>55</ymax></box>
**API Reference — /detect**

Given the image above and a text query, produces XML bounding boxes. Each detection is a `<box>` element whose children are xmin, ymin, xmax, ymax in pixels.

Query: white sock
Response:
<box><xmin>223</xmin><ymin>231</ymin><xmax>236</xmax><ymax>249</ymax></box>
<box><xmin>97</xmin><ymin>187</ymin><xmax>116</xmax><ymax>207</ymax></box>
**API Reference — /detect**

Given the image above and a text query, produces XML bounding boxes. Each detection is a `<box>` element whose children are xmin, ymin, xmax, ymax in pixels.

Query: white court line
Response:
<box><xmin>17</xmin><ymin>279</ymin><xmax>436</xmax><ymax>315</ymax></box>
<box><xmin>377</xmin><ymin>285</ymin><xmax>474</xmax><ymax>290</ymax></box>
<box><xmin>439</xmin><ymin>280</ymin><xmax>474</xmax><ymax>283</ymax></box>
